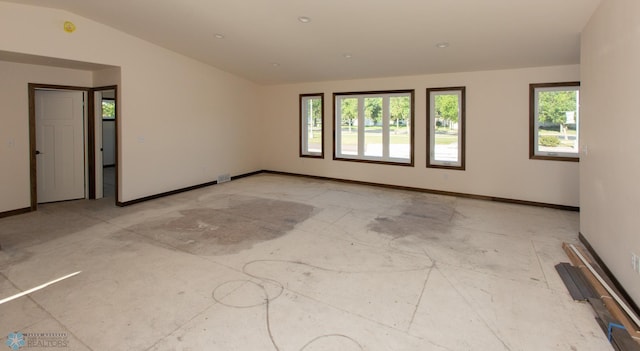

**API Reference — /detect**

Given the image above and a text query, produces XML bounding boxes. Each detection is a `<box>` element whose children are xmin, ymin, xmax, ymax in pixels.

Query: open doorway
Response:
<box><xmin>28</xmin><ymin>84</ymin><xmax>120</xmax><ymax>210</ymax></box>
<box><xmin>92</xmin><ymin>86</ymin><xmax>118</xmax><ymax>203</ymax></box>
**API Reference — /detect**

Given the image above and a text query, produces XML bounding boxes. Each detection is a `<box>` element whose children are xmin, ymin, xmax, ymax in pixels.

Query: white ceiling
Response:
<box><xmin>4</xmin><ymin>0</ymin><xmax>602</xmax><ymax>84</ymax></box>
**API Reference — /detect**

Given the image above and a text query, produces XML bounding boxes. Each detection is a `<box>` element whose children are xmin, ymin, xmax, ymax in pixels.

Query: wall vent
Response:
<box><xmin>217</xmin><ymin>173</ymin><xmax>231</xmax><ymax>183</ymax></box>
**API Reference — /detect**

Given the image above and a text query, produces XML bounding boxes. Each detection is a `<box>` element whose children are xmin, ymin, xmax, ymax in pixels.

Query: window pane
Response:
<box><xmin>307</xmin><ymin>98</ymin><xmax>322</xmax><ymax>154</ymax></box>
<box><xmin>102</xmin><ymin>100</ymin><xmax>115</xmax><ymax>119</ymax></box>
<box><xmin>300</xmin><ymin>93</ymin><xmax>323</xmax><ymax>157</ymax></box>
<box><xmin>389</xmin><ymin>96</ymin><xmax>411</xmax><ymax>159</ymax></box>
<box><xmin>364</xmin><ymin>97</ymin><xmax>383</xmax><ymax>157</ymax></box>
<box><xmin>434</xmin><ymin>93</ymin><xmax>460</xmax><ymax>163</ymax></box>
<box><xmin>427</xmin><ymin>87</ymin><xmax>465</xmax><ymax>170</ymax></box>
<box><xmin>334</xmin><ymin>90</ymin><xmax>414</xmax><ymax>165</ymax></box>
<box><xmin>340</xmin><ymin>97</ymin><xmax>358</xmax><ymax>155</ymax></box>
<box><xmin>536</xmin><ymin>89</ymin><xmax>579</xmax><ymax>155</ymax></box>
<box><xmin>529</xmin><ymin>82</ymin><xmax>580</xmax><ymax>161</ymax></box>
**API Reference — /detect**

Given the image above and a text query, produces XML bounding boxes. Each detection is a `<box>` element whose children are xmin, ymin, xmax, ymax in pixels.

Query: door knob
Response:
<box><xmin>35</xmin><ymin>150</ymin><xmax>42</xmax><ymax>155</ymax></box>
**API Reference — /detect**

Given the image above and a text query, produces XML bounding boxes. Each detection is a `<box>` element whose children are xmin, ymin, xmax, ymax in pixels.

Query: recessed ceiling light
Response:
<box><xmin>298</xmin><ymin>16</ymin><xmax>311</xmax><ymax>23</ymax></box>
<box><xmin>271</xmin><ymin>63</ymin><xmax>281</xmax><ymax>67</ymax></box>
<box><xmin>214</xmin><ymin>33</ymin><xmax>225</xmax><ymax>39</ymax></box>
<box><xmin>435</xmin><ymin>42</ymin><xmax>450</xmax><ymax>49</ymax></box>
<box><xmin>343</xmin><ymin>53</ymin><xmax>353</xmax><ymax>59</ymax></box>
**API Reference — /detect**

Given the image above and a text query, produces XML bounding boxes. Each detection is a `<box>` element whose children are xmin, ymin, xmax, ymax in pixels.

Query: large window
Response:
<box><xmin>427</xmin><ymin>87</ymin><xmax>466</xmax><ymax>169</ymax></box>
<box><xmin>334</xmin><ymin>90</ymin><xmax>414</xmax><ymax>166</ymax></box>
<box><xmin>300</xmin><ymin>93</ymin><xmax>324</xmax><ymax>158</ymax></box>
<box><xmin>529</xmin><ymin>82</ymin><xmax>580</xmax><ymax>161</ymax></box>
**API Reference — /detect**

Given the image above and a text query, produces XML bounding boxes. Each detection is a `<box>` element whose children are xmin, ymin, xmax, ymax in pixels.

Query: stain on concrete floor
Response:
<box><xmin>368</xmin><ymin>195</ymin><xmax>455</xmax><ymax>238</ymax></box>
<box><xmin>118</xmin><ymin>196</ymin><xmax>315</xmax><ymax>256</ymax></box>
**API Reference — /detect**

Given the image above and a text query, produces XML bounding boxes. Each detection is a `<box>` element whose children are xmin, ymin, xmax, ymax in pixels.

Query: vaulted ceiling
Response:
<box><xmin>3</xmin><ymin>0</ymin><xmax>602</xmax><ymax>84</ymax></box>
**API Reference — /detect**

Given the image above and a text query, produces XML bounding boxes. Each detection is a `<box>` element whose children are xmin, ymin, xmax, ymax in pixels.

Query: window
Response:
<box><xmin>300</xmin><ymin>93</ymin><xmax>324</xmax><ymax>158</ymax></box>
<box><xmin>334</xmin><ymin>90</ymin><xmax>414</xmax><ymax>166</ymax></box>
<box><xmin>427</xmin><ymin>87</ymin><xmax>466</xmax><ymax>169</ymax></box>
<box><xmin>102</xmin><ymin>99</ymin><xmax>115</xmax><ymax>120</ymax></box>
<box><xmin>529</xmin><ymin>82</ymin><xmax>580</xmax><ymax>161</ymax></box>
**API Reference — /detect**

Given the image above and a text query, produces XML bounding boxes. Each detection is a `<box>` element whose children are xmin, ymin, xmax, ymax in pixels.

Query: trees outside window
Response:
<box><xmin>334</xmin><ymin>90</ymin><xmax>414</xmax><ymax>165</ymax></box>
<box><xmin>300</xmin><ymin>93</ymin><xmax>324</xmax><ymax>158</ymax></box>
<box><xmin>102</xmin><ymin>99</ymin><xmax>115</xmax><ymax>120</ymax></box>
<box><xmin>427</xmin><ymin>87</ymin><xmax>466</xmax><ymax>170</ymax></box>
<box><xmin>529</xmin><ymin>82</ymin><xmax>580</xmax><ymax>161</ymax></box>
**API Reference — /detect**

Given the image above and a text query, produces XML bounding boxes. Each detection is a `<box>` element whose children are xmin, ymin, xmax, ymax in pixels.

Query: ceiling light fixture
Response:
<box><xmin>271</xmin><ymin>63</ymin><xmax>281</xmax><ymax>67</ymax></box>
<box><xmin>214</xmin><ymin>33</ymin><xmax>225</xmax><ymax>39</ymax></box>
<box><xmin>343</xmin><ymin>53</ymin><xmax>353</xmax><ymax>59</ymax></box>
<box><xmin>435</xmin><ymin>42</ymin><xmax>450</xmax><ymax>49</ymax></box>
<box><xmin>298</xmin><ymin>16</ymin><xmax>311</xmax><ymax>23</ymax></box>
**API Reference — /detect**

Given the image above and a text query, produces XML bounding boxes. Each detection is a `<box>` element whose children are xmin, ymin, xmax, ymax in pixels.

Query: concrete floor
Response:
<box><xmin>102</xmin><ymin>166</ymin><xmax>115</xmax><ymax>199</ymax></box>
<box><xmin>0</xmin><ymin>174</ymin><xmax>611</xmax><ymax>350</ymax></box>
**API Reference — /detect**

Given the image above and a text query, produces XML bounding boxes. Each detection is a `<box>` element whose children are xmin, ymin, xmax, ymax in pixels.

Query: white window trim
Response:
<box><xmin>530</xmin><ymin>83</ymin><xmax>580</xmax><ymax>161</ymax></box>
<box><xmin>300</xmin><ymin>93</ymin><xmax>323</xmax><ymax>158</ymax></box>
<box><xmin>427</xmin><ymin>87</ymin><xmax>465</xmax><ymax>170</ymax></box>
<box><xmin>334</xmin><ymin>91</ymin><xmax>413</xmax><ymax>165</ymax></box>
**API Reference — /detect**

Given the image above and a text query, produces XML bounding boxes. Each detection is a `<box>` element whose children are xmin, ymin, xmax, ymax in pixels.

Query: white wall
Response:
<box><xmin>0</xmin><ymin>2</ymin><xmax>583</xmax><ymax>214</ymax></box>
<box><xmin>580</xmin><ymin>0</ymin><xmax>640</xmax><ymax>304</ymax></box>
<box><xmin>0</xmin><ymin>60</ymin><xmax>93</xmax><ymax>213</ymax></box>
<box><xmin>260</xmin><ymin>65</ymin><xmax>581</xmax><ymax>207</ymax></box>
<box><xmin>0</xmin><ymin>2</ymin><xmax>260</xmax><ymax>209</ymax></box>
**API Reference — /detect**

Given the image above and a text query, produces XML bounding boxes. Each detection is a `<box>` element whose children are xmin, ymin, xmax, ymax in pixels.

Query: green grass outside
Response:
<box><xmin>338</xmin><ymin>128</ymin><xmax>410</xmax><ymax>145</ymax></box>
<box><xmin>312</xmin><ymin>125</ymin><xmax>575</xmax><ymax>149</ymax></box>
<box><xmin>311</xmin><ymin>126</ymin><xmax>459</xmax><ymax>146</ymax></box>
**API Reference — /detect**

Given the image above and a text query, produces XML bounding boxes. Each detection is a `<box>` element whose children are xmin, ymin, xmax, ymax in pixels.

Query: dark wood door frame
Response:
<box><xmin>28</xmin><ymin>83</ymin><xmax>120</xmax><ymax>211</ymax></box>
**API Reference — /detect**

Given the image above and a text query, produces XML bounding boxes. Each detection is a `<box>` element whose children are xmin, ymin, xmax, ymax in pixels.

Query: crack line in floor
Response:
<box><xmin>531</xmin><ymin>240</ymin><xmax>551</xmax><ymax>290</ymax></box>
<box><xmin>407</xmin><ymin>264</ymin><xmax>435</xmax><ymax>331</ymax></box>
<box><xmin>210</xmin><ymin>258</ymin><xmax>439</xmax><ymax>350</ymax></box>
<box><xmin>436</xmin><ymin>266</ymin><xmax>514</xmax><ymax>351</ymax></box>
